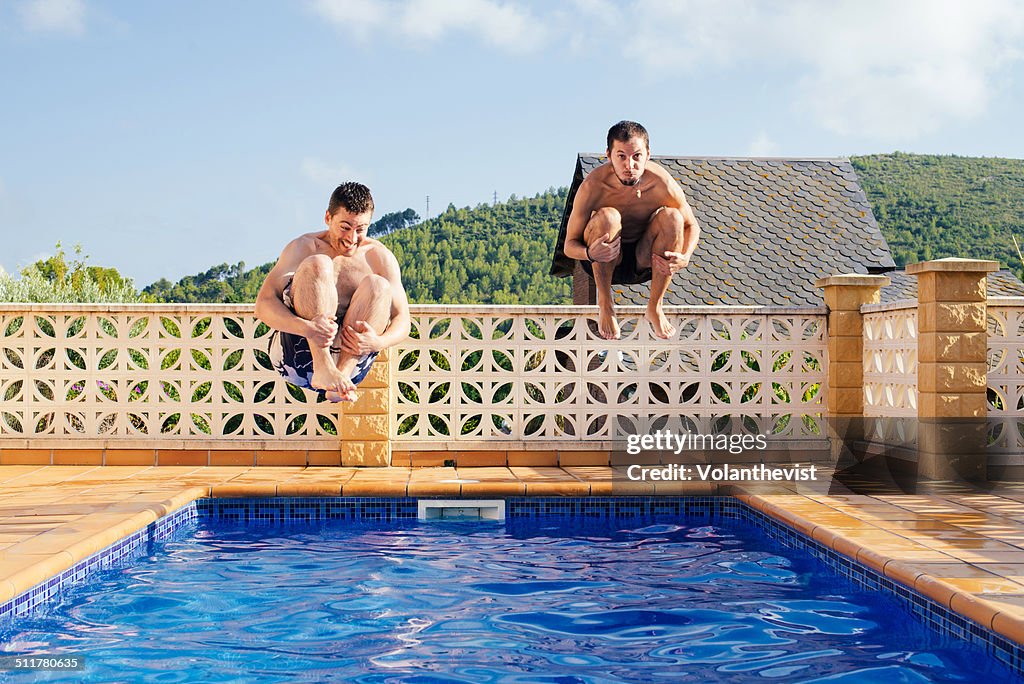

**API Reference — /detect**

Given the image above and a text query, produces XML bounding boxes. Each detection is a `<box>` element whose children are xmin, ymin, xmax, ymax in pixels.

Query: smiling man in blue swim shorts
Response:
<box><xmin>255</xmin><ymin>182</ymin><xmax>410</xmax><ymax>402</ymax></box>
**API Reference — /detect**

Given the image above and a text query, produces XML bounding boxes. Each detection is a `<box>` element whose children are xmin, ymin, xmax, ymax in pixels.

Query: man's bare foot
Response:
<box><xmin>598</xmin><ymin>305</ymin><xmax>621</xmax><ymax>340</ymax></box>
<box><xmin>645</xmin><ymin>306</ymin><xmax>676</xmax><ymax>339</ymax></box>
<box><xmin>324</xmin><ymin>388</ymin><xmax>357</xmax><ymax>402</ymax></box>
<box><xmin>318</xmin><ymin>358</ymin><xmax>360</xmax><ymax>401</ymax></box>
<box><xmin>311</xmin><ymin>366</ymin><xmax>355</xmax><ymax>396</ymax></box>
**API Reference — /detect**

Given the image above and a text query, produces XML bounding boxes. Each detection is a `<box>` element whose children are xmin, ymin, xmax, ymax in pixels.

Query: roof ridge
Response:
<box><xmin>578</xmin><ymin>153</ymin><xmax>852</xmax><ymax>162</ymax></box>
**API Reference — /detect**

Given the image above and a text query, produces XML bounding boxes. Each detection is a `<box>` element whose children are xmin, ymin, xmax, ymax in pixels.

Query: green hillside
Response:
<box><xmin>133</xmin><ymin>153</ymin><xmax>1024</xmax><ymax>305</ymax></box>
<box><xmin>852</xmin><ymin>153</ymin><xmax>1024</xmax><ymax>270</ymax></box>
<box><xmin>381</xmin><ymin>189</ymin><xmax>569</xmax><ymax>304</ymax></box>
<box><xmin>142</xmin><ymin>188</ymin><xmax>571</xmax><ymax>304</ymax></box>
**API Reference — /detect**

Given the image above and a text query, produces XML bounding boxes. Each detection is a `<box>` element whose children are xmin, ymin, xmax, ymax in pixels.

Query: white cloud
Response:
<box><xmin>310</xmin><ymin>0</ymin><xmax>546</xmax><ymax>52</ymax></box>
<box><xmin>564</xmin><ymin>0</ymin><xmax>618</xmax><ymax>55</ymax></box>
<box><xmin>621</xmin><ymin>0</ymin><xmax>758</xmax><ymax>71</ymax></box>
<box><xmin>780</xmin><ymin>0</ymin><xmax>1023</xmax><ymax>139</ymax></box>
<box><xmin>301</xmin><ymin>157</ymin><xmax>362</xmax><ymax>186</ymax></box>
<box><xmin>307</xmin><ymin>0</ymin><xmax>1024</xmax><ymax>141</ymax></box>
<box><xmin>620</xmin><ymin>0</ymin><xmax>1024</xmax><ymax>140</ymax></box>
<box><xmin>748</xmin><ymin>132</ymin><xmax>780</xmax><ymax>157</ymax></box>
<box><xmin>17</xmin><ymin>0</ymin><xmax>86</xmax><ymax>34</ymax></box>
<box><xmin>308</xmin><ymin>0</ymin><xmax>386</xmax><ymax>40</ymax></box>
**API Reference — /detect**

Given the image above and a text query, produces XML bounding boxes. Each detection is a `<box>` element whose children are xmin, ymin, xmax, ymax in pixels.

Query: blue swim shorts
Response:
<box><xmin>267</xmin><ymin>277</ymin><xmax>379</xmax><ymax>392</ymax></box>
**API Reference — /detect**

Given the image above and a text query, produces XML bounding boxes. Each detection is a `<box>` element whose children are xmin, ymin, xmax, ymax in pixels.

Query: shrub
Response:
<box><xmin>0</xmin><ymin>243</ymin><xmax>141</xmax><ymax>303</ymax></box>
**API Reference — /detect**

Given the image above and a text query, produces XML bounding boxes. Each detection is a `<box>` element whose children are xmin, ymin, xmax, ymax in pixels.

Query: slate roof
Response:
<box><xmin>550</xmin><ymin>155</ymin><xmax>896</xmax><ymax>306</ymax></box>
<box><xmin>881</xmin><ymin>269</ymin><xmax>1024</xmax><ymax>302</ymax></box>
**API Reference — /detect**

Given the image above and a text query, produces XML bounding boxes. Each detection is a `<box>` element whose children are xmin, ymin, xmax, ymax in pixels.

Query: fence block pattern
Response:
<box><xmin>0</xmin><ymin>306</ymin><xmax>341</xmax><ymax>448</ymax></box>
<box><xmin>392</xmin><ymin>306</ymin><xmax>827</xmax><ymax>449</ymax></box>
<box><xmin>1</xmin><ymin>305</ymin><xmax>828</xmax><ymax>452</ymax></box>
<box><xmin>863</xmin><ymin>303</ymin><xmax>918</xmax><ymax>417</ymax></box>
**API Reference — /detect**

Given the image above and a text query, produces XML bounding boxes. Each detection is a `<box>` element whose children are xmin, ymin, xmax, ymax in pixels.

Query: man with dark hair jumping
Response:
<box><xmin>256</xmin><ymin>182</ymin><xmax>410</xmax><ymax>402</ymax></box>
<box><xmin>563</xmin><ymin>121</ymin><xmax>701</xmax><ymax>339</ymax></box>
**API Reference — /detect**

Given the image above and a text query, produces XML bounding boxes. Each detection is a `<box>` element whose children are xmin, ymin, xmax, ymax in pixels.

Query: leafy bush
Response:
<box><xmin>0</xmin><ymin>243</ymin><xmax>141</xmax><ymax>303</ymax></box>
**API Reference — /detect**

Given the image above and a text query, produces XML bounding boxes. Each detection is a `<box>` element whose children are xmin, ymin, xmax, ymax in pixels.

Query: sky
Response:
<box><xmin>1</xmin><ymin>0</ymin><xmax>1023</xmax><ymax>286</ymax></box>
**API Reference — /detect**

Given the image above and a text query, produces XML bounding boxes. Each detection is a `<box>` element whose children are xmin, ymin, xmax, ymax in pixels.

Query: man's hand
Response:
<box><xmin>586</xmin><ymin>235</ymin><xmax>621</xmax><ymax>263</ymax></box>
<box><xmin>652</xmin><ymin>251</ymin><xmax>690</xmax><ymax>276</ymax></box>
<box><xmin>341</xmin><ymin>321</ymin><xmax>383</xmax><ymax>356</ymax></box>
<box><xmin>305</xmin><ymin>314</ymin><xmax>338</xmax><ymax>349</ymax></box>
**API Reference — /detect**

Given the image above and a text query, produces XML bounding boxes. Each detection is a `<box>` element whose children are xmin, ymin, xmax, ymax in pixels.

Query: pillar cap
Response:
<box><xmin>906</xmin><ymin>258</ymin><xmax>999</xmax><ymax>274</ymax></box>
<box><xmin>814</xmin><ymin>274</ymin><xmax>890</xmax><ymax>288</ymax></box>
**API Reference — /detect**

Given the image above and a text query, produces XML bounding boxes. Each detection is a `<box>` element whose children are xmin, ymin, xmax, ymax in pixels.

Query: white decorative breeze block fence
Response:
<box><xmin>859</xmin><ymin>297</ymin><xmax>1024</xmax><ymax>456</ymax></box>
<box><xmin>988</xmin><ymin>299</ymin><xmax>1024</xmax><ymax>416</ymax></box>
<box><xmin>860</xmin><ymin>298</ymin><xmax>1024</xmax><ymax>422</ymax></box>
<box><xmin>987</xmin><ymin>299</ymin><xmax>1024</xmax><ymax>455</ymax></box>
<box><xmin>0</xmin><ymin>305</ymin><xmax>341</xmax><ymax>450</ymax></box>
<box><xmin>860</xmin><ymin>301</ymin><xmax>919</xmax><ymax>449</ymax></box>
<box><xmin>862</xmin><ymin>301</ymin><xmax>918</xmax><ymax>418</ymax></box>
<box><xmin>393</xmin><ymin>306</ymin><xmax>828</xmax><ymax>449</ymax></box>
<box><xmin>0</xmin><ymin>304</ymin><xmax>829</xmax><ymax>450</ymax></box>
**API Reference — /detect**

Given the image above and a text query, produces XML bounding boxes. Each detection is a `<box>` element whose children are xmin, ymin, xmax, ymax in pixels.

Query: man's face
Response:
<box><xmin>325</xmin><ymin>208</ymin><xmax>372</xmax><ymax>256</ymax></box>
<box><xmin>608</xmin><ymin>137</ymin><xmax>650</xmax><ymax>186</ymax></box>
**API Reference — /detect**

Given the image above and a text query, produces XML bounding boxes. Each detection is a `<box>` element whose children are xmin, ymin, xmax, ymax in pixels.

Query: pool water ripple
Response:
<box><xmin>0</xmin><ymin>518</ymin><xmax>1019</xmax><ymax>682</ymax></box>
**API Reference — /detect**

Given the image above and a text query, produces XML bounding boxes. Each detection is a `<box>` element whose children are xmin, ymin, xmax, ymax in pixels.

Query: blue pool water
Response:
<box><xmin>1</xmin><ymin>517</ymin><xmax>1020</xmax><ymax>683</ymax></box>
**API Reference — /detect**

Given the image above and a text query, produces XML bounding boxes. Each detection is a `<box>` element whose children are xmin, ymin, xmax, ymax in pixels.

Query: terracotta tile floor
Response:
<box><xmin>3</xmin><ymin>465</ymin><xmax>1024</xmax><ymax>646</ymax></box>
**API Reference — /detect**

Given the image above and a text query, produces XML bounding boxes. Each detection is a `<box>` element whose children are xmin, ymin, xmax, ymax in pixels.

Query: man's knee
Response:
<box><xmin>295</xmin><ymin>254</ymin><xmax>335</xmax><ymax>280</ymax></box>
<box><xmin>585</xmin><ymin>207</ymin><xmax>622</xmax><ymax>241</ymax></box>
<box><xmin>357</xmin><ymin>273</ymin><xmax>391</xmax><ymax>298</ymax></box>
<box><xmin>651</xmin><ymin>207</ymin><xmax>686</xmax><ymax>238</ymax></box>
<box><xmin>290</xmin><ymin>254</ymin><xmax>337</xmax><ymax>318</ymax></box>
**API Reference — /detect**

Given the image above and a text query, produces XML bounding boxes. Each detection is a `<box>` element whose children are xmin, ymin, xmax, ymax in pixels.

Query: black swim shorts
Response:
<box><xmin>579</xmin><ymin>240</ymin><xmax>652</xmax><ymax>285</ymax></box>
<box><xmin>267</xmin><ymin>276</ymin><xmax>379</xmax><ymax>391</ymax></box>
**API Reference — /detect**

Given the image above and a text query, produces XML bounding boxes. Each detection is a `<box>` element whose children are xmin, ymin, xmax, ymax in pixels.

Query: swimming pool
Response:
<box><xmin>1</xmin><ymin>497</ymin><xmax>1020</xmax><ymax>682</ymax></box>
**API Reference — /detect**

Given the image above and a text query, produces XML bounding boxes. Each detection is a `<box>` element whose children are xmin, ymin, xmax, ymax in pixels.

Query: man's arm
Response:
<box><xmin>655</xmin><ymin>175</ymin><xmax>701</xmax><ymax>273</ymax></box>
<box><xmin>254</xmin><ymin>238</ymin><xmax>335</xmax><ymax>347</ymax></box>
<box><xmin>376</xmin><ymin>247</ymin><xmax>411</xmax><ymax>349</ymax></box>
<box><xmin>563</xmin><ymin>182</ymin><xmax>594</xmax><ymax>262</ymax></box>
<box><xmin>674</xmin><ymin>193</ymin><xmax>701</xmax><ymax>264</ymax></box>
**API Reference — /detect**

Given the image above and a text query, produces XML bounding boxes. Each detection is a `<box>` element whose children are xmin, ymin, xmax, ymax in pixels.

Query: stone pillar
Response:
<box><xmin>908</xmin><ymin>258</ymin><xmax>997</xmax><ymax>480</ymax></box>
<box><xmin>815</xmin><ymin>275</ymin><xmax>889</xmax><ymax>480</ymax></box>
<box><xmin>815</xmin><ymin>274</ymin><xmax>890</xmax><ymax>416</ymax></box>
<box><xmin>340</xmin><ymin>348</ymin><xmax>392</xmax><ymax>466</ymax></box>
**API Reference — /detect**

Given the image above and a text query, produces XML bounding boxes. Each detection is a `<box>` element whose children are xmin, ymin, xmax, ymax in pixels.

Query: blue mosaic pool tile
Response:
<box><xmin>504</xmin><ymin>496</ymin><xmax>736</xmax><ymax>519</ymax></box>
<box><xmin>197</xmin><ymin>497</ymin><xmax>419</xmax><ymax>522</ymax></box>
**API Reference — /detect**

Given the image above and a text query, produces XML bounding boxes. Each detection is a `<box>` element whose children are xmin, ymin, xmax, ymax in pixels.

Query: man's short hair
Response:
<box><xmin>607</xmin><ymin>121</ymin><xmax>650</xmax><ymax>152</ymax></box>
<box><xmin>328</xmin><ymin>182</ymin><xmax>374</xmax><ymax>216</ymax></box>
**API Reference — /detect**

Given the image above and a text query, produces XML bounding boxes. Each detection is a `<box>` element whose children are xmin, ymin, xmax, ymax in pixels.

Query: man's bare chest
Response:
<box><xmin>612</xmin><ymin>195</ymin><xmax>667</xmax><ymax>236</ymax></box>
